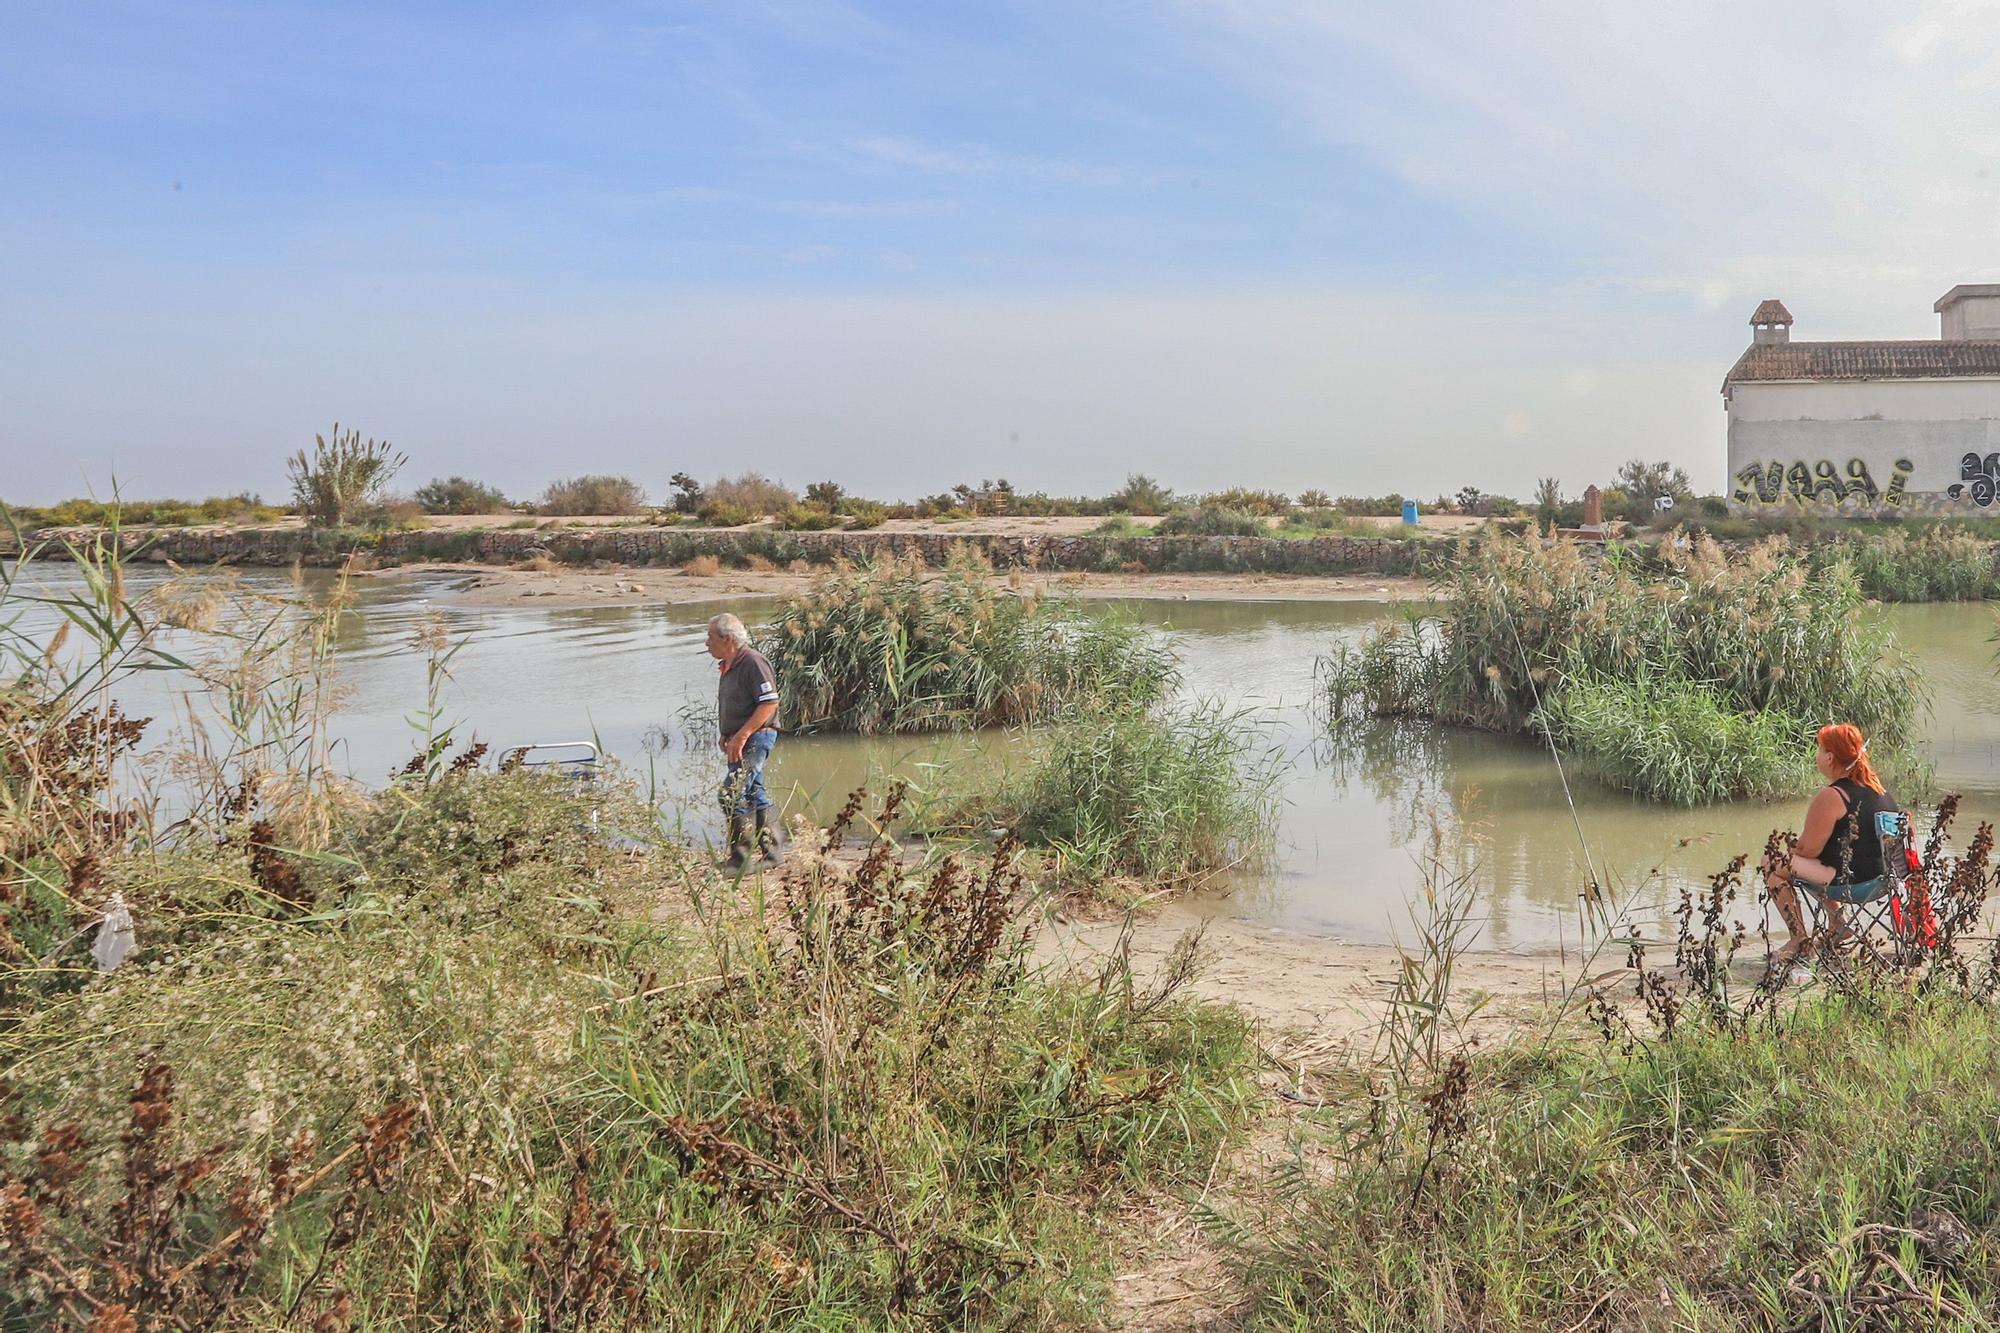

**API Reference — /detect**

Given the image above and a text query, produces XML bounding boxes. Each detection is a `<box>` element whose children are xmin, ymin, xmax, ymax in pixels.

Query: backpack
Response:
<box><xmin>1877</xmin><ymin>809</ymin><xmax>1938</xmax><ymax>948</ymax></box>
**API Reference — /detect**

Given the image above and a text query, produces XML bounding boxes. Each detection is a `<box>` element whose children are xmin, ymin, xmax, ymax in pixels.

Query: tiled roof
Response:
<box><xmin>1749</xmin><ymin>299</ymin><xmax>1793</xmax><ymax>325</ymax></box>
<box><xmin>1724</xmin><ymin>340</ymin><xmax>2000</xmax><ymax>388</ymax></box>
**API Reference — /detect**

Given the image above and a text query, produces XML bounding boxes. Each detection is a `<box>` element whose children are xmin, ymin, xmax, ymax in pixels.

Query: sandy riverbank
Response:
<box><xmin>1035</xmin><ymin>902</ymin><xmax>1590</xmax><ymax>1059</ymax></box>
<box><xmin>366</xmin><ymin>561</ymin><xmax>1433</xmax><ymax>610</ymax></box>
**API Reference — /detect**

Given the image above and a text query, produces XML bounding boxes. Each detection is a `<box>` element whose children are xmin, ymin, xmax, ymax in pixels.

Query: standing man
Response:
<box><xmin>705</xmin><ymin>612</ymin><xmax>781</xmax><ymax>870</ymax></box>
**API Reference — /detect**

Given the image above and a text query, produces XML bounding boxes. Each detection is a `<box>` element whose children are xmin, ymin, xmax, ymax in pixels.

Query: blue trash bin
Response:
<box><xmin>1401</xmin><ymin>499</ymin><xmax>1419</xmax><ymax>526</ymax></box>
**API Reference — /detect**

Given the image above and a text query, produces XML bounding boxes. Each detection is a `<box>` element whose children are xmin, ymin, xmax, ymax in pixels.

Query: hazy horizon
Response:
<box><xmin>5</xmin><ymin>1</ymin><xmax>1998</xmax><ymax>506</ymax></box>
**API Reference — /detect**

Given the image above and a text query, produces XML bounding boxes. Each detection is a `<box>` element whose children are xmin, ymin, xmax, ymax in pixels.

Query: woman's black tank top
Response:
<box><xmin>1822</xmin><ymin>777</ymin><xmax>1897</xmax><ymax>884</ymax></box>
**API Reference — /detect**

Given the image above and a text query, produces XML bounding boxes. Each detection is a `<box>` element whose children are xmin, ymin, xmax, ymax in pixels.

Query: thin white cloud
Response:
<box><xmin>1179</xmin><ymin>0</ymin><xmax>2000</xmax><ymax>330</ymax></box>
<box><xmin>770</xmin><ymin>197</ymin><xmax>954</xmax><ymax>218</ymax></box>
<box><xmin>850</xmin><ymin>135</ymin><xmax>1145</xmax><ymax>187</ymax></box>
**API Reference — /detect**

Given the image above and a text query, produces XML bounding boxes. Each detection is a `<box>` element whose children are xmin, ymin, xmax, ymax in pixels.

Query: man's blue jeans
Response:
<box><xmin>721</xmin><ymin>728</ymin><xmax>777</xmax><ymax>819</ymax></box>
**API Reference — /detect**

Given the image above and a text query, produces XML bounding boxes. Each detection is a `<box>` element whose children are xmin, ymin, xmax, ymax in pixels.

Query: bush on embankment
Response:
<box><xmin>947</xmin><ymin>702</ymin><xmax>1278</xmax><ymax>888</ymax></box>
<box><xmin>761</xmin><ymin>549</ymin><xmax>1176</xmax><ymax>733</ymax></box>
<box><xmin>1323</xmin><ymin>532</ymin><xmax>1926</xmax><ymax>804</ymax></box>
<box><xmin>1232</xmin><ymin>813</ymin><xmax>2000</xmax><ymax>1329</ymax></box>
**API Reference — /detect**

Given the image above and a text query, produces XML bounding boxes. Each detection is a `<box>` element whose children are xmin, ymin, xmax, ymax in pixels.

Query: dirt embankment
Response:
<box><xmin>368</xmin><ymin>562</ymin><xmax>1432</xmax><ymax>610</ymax></box>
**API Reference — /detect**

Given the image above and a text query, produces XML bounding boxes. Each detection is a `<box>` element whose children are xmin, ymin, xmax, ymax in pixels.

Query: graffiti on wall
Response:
<box><xmin>1732</xmin><ymin>457</ymin><xmax>1913</xmax><ymax>507</ymax></box>
<box><xmin>1946</xmin><ymin>453</ymin><xmax>2000</xmax><ymax>507</ymax></box>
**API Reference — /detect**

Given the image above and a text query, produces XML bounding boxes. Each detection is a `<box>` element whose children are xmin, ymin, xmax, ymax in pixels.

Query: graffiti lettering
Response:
<box><xmin>1883</xmin><ymin>458</ymin><xmax>1913</xmax><ymax>507</ymax></box>
<box><xmin>1947</xmin><ymin>452</ymin><xmax>2000</xmax><ymax>507</ymax></box>
<box><xmin>1733</xmin><ymin>457</ymin><xmax>1912</xmax><ymax>508</ymax></box>
<box><xmin>1734</xmin><ymin>462</ymin><xmax>1784</xmax><ymax>505</ymax></box>
<box><xmin>1843</xmin><ymin>458</ymin><xmax>1880</xmax><ymax>502</ymax></box>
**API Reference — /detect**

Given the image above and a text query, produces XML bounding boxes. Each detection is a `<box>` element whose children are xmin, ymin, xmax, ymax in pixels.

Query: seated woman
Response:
<box><xmin>1766</xmin><ymin>723</ymin><xmax>1903</xmax><ymax>969</ymax></box>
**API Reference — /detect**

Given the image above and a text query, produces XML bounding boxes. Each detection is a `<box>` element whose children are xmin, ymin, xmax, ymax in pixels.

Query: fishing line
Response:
<box><xmin>1494</xmin><ymin>592</ymin><xmax>1604</xmax><ymax>928</ymax></box>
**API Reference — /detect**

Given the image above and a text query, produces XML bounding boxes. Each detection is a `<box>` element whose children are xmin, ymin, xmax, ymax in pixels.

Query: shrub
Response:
<box><xmin>1335</xmin><ymin>493</ymin><xmax>1406</xmax><ymax>517</ymax></box>
<box><xmin>698</xmin><ymin>501</ymin><xmax>757</xmax><ymax>527</ymax></box>
<box><xmin>761</xmin><ymin>549</ymin><xmax>1177</xmax><ymax>733</ymax></box>
<box><xmin>683</xmin><ymin>554</ymin><xmax>722</xmax><ymax>577</ymax></box>
<box><xmin>1280</xmin><ymin>509</ymin><xmax>1375</xmax><ymax>536</ymax></box>
<box><xmin>7</xmin><ymin>493</ymin><xmax>285</xmax><ymax>528</ymax></box>
<box><xmin>966</xmin><ymin>703</ymin><xmax>1276</xmax><ymax>885</ymax></box>
<box><xmin>1107</xmin><ymin>473</ymin><xmax>1174</xmax><ymax>516</ymax></box>
<box><xmin>705</xmin><ymin>471</ymin><xmax>796</xmax><ymax>517</ymax></box>
<box><xmin>668</xmin><ymin>470</ymin><xmax>704</xmax><ymax>513</ymax></box>
<box><xmin>804</xmin><ymin>480</ymin><xmax>845</xmax><ymax>509</ymax></box>
<box><xmin>1323</xmin><ymin>532</ymin><xmax>1926</xmax><ymax>803</ymax></box>
<box><xmin>1198</xmin><ymin>487</ymin><xmax>1290</xmax><ymax>516</ymax></box>
<box><xmin>1154</xmin><ymin>506</ymin><xmax>1267</xmax><ymax>537</ymax></box>
<box><xmin>841</xmin><ymin>499</ymin><xmax>888</xmax><ymax>530</ymax></box>
<box><xmin>413</xmin><ymin>475</ymin><xmax>510</xmax><ymax>514</ymax></box>
<box><xmin>1092</xmin><ymin>514</ymin><xmax>1148</xmax><ymax>537</ymax></box>
<box><xmin>287</xmin><ymin>424</ymin><xmax>405</xmax><ymax>527</ymax></box>
<box><xmin>777</xmin><ymin>504</ymin><xmax>842</xmax><ymax>531</ymax></box>
<box><xmin>1612</xmin><ymin>457</ymin><xmax>1695</xmax><ymax>519</ymax></box>
<box><xmin>1297</xmin><ymin>488</ymin><xmax>1333</xmax><ymax>510</ymax></box>
<box><xmin>537</xmin><ymin>474</ymin><xmax>645</xmax><ymax>515</ymax></box>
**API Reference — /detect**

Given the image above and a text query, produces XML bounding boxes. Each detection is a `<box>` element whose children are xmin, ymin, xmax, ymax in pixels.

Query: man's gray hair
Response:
<box><xmin>707</xmin><ymin>612</ymin><xmax>750</xmax><ymax>646</ymax></box>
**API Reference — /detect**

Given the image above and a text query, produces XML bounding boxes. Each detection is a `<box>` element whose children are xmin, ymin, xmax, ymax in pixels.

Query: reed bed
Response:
<box><xmin>762</xmin><ymin>548</ymin><xmax>1175</xmax><ymax>733</ymax></box>
<box><xmin>1323</xmin><ymin>532</ymin><xmax>1926</xmax><ymax>803</ymax></box>
<box><xmin>1837</xmin><ymin>526</ymin><xmax>1996</xmax><ymax>602</ymax></box>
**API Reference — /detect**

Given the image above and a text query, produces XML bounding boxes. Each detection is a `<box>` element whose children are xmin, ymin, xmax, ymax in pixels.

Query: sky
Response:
<box><xmin>5</xmin><ymin>0</ymin><xmax>2000</xmax><ymax>505</ymax></box>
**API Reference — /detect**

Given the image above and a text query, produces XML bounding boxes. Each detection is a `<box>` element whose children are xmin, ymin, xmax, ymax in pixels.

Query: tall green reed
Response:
<box><xmin>762</xmin><ymin>547</ymin><xmax>1175</xmax><ymax>734</ymax></box>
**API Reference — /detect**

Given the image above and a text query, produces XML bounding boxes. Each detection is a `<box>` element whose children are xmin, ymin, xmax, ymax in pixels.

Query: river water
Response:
<box><xmin>13</xmin><ymin>564</ymin><xmax>2000</xmax><ymax>949</ymax></box>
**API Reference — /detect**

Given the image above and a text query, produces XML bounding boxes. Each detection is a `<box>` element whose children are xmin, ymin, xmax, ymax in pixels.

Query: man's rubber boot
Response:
<box><xmin>722</xmin><ymin>815</ymin><xmax>750</xmax><ymax>872</ymax></box>
<box><xmin>754</xmin><ymin>809</ymin><xmax>783</xmax><ymax>866</ymax></box>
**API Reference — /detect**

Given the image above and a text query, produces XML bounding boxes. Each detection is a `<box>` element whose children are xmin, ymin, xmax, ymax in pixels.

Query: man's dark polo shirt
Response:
<box><xmin>718</xmin><ymin>647</ymin><xmax>780</xmax><ymax>738</ymax></box>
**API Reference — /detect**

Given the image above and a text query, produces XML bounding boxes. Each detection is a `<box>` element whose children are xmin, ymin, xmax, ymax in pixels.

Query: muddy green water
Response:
<box><xmin>17</xmin><ymin>566</ymin><xmax>2000</xmax><ymax>948</ymax></box>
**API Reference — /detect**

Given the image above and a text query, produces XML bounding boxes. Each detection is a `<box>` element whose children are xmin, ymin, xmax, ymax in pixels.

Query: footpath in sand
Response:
<box><xmin>1035</xmin><ymin>902</ymin><xmax>1587</xmax><ymax>1066</ymax></box>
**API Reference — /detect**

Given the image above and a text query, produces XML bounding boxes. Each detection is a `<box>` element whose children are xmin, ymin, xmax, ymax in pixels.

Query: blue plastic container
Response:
<box><xmin>1401</xmin><ymin>499</ymin><xmax>1419</xmax><ymax>526</ymax></box>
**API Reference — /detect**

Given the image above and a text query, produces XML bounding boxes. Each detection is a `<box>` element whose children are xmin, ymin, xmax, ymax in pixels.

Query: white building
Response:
<box><xmin>1723</xmin><ymin>286</ymin><xmax>2000</xmax><ymax>512</ymax></box>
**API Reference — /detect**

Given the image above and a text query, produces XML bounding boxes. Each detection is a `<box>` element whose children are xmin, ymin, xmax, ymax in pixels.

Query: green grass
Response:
<box><xmin>947</xmin><ymin>702</ymin><xmax>1278</xmax><ymax>887</ymax></box>
<box><xmin>762</xmin><ymin>548</ymin><xmax>1177</xmax><ymax>733</ymax></box>
<box><xmin>1535</xmin><ymin>670</ymin><xmax>1812</xmax><ymax>805</ymax></box>
<box><xmin>1237</xmin><ymin>990</ymin><xmax>2000</xmax><ymax>1329</ymax></box>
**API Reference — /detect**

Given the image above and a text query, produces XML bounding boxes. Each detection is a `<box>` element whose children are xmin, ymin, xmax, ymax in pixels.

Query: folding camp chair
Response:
<box><xmin>1801</xmin><ymin>809</ymin><xmax>1937</xmax><ymax>968</ymax></box>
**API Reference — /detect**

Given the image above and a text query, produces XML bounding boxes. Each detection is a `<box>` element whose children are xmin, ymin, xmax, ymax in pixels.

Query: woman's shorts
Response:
<box><xmin>1815</xmin><ymin>876</ymin><xmax>1886</xmax><ymax>906</ymax></box>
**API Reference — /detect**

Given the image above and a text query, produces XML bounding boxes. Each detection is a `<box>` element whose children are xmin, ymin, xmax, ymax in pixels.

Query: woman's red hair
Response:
<box><xmin>1819</xmin><ymin>723</ymin><xmax>1884</xmax><ymax>794</ymax></box>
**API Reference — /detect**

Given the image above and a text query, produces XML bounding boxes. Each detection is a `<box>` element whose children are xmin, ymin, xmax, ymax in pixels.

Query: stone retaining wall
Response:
<box><xmin>5</xmin><ymin>524</ymin><xmax>1433</xmax><ymax>576</ymax></box>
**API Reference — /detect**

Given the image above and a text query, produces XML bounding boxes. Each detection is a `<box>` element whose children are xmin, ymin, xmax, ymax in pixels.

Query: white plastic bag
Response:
<box><xmin>91</xmin><ymin>893</ymin><xmax>135</xmax><ymax>972</ymax></box>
